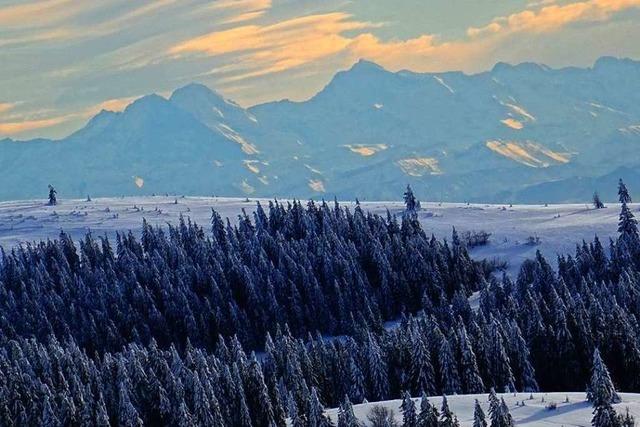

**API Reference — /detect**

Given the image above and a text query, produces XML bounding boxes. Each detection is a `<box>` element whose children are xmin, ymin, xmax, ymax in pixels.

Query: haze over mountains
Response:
<box><xmin>2</xmin><ymin>56</ymin><xmax>640</xmax><ymax>203</ymax></box>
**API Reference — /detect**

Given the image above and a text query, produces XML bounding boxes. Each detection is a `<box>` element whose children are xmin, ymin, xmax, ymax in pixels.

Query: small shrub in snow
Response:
<box><xmin>461</xmin><ymin>230</ymin><xmax>491</xmax><ymax>248</ymax></box>
<box><xmin>367</xmin><ymin>406</ymin><xmax>398</xmax><ymax>427</ymax></box>
<box><xmin>546</xmin><ymin>402</ymin><xmax>557</xmax><ymax>411</ymax></box>
<box><xmin>526</xmin><ymin>235</ymin><xmax>541</xmax><ymax>246</ymax></box>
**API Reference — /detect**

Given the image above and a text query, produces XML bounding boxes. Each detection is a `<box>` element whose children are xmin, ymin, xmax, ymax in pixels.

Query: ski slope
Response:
<box><xmin>324</xmin><ymin>392</ymin><xmax>640</xmax><ymax>426</ymax></box>
<box><xmin>0</xmin><ymin>197</ymin><xmax>631</xmax><ymax>273</ymax></box>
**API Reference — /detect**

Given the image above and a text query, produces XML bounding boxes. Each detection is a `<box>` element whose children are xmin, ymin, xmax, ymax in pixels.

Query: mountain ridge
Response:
<box><xmin>2</xmin><ymin>56</ymin><xmax>640</xmax><ymax>203</ymax></box>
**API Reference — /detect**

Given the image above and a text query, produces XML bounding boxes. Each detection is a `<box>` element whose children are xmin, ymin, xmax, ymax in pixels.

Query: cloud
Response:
<box><xmin>0</xmin><ymin>103</ymin><xmax>15</xmax><ymax>114</ymax></box>
<box><xmin>468</xmin><ymin>0</ymin><xmax>640</xmax><ymax>37</ymax></box>
<box><xmin>0</xmin><ymin>0</ymin><xmax>77</xmax><ymax>28</ymax></box>
<box><xmin>0</xmin><ymin>96</ymin><xmax>137</xmax><ymax>137</ymax></box>
<box><xmin>0</xmin><ymin>116</ymin><xmax>71</xmax><ymax>135</ymax></box>
<box><xmin>90</xmin><ymin>97</ymin><xmax>137</xmax><ymax>113</ymax></box>
<box><xmin>168</xmin><ymin>0</ymin><xmax>640</xmax><ymax>85</ymax></box>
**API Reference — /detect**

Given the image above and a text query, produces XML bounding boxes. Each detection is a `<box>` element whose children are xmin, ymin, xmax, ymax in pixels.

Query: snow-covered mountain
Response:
<box><xmin>2</xmin><ymin>56</ymin><xmax>640</xmax><ymax>202</ymax></box>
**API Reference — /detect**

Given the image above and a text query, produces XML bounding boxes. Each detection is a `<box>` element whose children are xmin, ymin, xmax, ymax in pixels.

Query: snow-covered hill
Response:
<box><xmin>2</xmin><ymin>57</ymin><xmax>640</xmax><ymax>203</ymax></box>
<box><xmin>0</xmin><ymin>196</ymin><xmax>632</xmax><ymax>274</ymax></box>
<box><xmin>324</xmin><ymin>392</ymin><xmax>640</xmax><ymax>426</ymax></box>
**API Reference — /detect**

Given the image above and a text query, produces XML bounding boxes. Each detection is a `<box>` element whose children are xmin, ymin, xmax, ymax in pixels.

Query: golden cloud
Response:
<box><xmin>0</xmin><ymin>103</ymin><xmax>15</xmax><ymax>114</ymax></box>
<box><xmin>468</xmin><ymin>0</ymin><xmax>640</xmax><ymax>37</ymax></box>
<box><xmin>0</xmin><ymin>0</ymin><xmax>70</xmax><ymax>26</ymax></box>
<box><xmin>0</xmin><ymin>116</ymin><xmax>70</xmax><ymax>135</ymax></box>
<box><xmin>0</xmin><ymin>96</ymin><xmax>137</xmax><ymax>136</ymax></box>
<box><xmin>169</xmin><ymin>0</ymin><xmax>640</xmax><ymax>85</ymax></box>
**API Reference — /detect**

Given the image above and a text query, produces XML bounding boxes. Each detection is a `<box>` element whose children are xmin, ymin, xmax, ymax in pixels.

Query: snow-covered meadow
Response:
<box><xmin>0</xmin><ymin>196</ymin><xmax>630</xmax><ymax>274</ymax></box>
<box><xmin>325</xmin><ymin>392</ymin><xmax>640</xmax><ymax>426</ymax></box>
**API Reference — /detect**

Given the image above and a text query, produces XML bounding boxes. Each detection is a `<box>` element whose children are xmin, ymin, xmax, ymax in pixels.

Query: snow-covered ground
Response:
<box><xmin>325</xmin><ymin>392</ymin><xmax>640</xmax><ymax>426</ymax></box>
<box><xmin>0</xmin><ymin>197</ymin><xmax>630</xmax><ymax>273</ymax></box>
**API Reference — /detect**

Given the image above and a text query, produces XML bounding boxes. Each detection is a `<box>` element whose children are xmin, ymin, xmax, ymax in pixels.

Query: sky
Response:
<box><xmin>1</xmin><ymin>0</ymin><xmax>640</xmax><ymax>140</ymax></box>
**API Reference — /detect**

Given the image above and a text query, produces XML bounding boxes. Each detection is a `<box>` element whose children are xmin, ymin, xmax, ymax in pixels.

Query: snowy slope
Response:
<box><xmin>0</xmin><ymin>196</ymin><xmax>632</xmax><ymax>273</ymax></box>
<box><xmin>323</xmin><ymin>392</ymin><xmax>640</xmax><ymax>426</ymax></box>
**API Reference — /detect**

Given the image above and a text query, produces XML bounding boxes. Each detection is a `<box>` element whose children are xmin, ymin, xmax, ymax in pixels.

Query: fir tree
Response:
<box><xmin>48</xmin><ymin>184</ymin><xmax>57</xmax><ymax>206</ymax></box>
<box><xmin>404</xmin><ymin>185</ymin><xmax>418</xmax><ymax>215</ymax></box>
<box><xmin>618</xmin><ymin>200</ymin><xmax>639</xmax><ymax>242</ymax></box>
<box><xmin>41</xmin><ymin>396</ymin><xmax>61</xmax><ymax>427</ymax></box>
<box><xmin>308</xmin><ymin>387</ymin><xmax>332</xmax><ymax>427</ymax></box>
<box><xmin>458</xmin><ymin>324</ymin><xmax>485</xmax><ymax>394</ymax></box>
<box><xmin>589</xmin><ymin>349</ymin><xmax>622</xmax><ymax>427</ymax></box>
<box><xmin>410</xmin><ymin>330</ymin><xmax>436</xmax><ymax>396</ymax></box>
<box><xmin>619</xmin><ymin>179</ymin><xmax>632</xmax><ymax>204</ymax></box>
<box><xmin>499</xmin><ymin>399</ymin><xmax>514</xmax><ymax>427</ymax></box>
<box><xmin>439</xmin><ymin>395</ymin><xmax>457</xmax><ymax>427</ymax></box>
<box><xmin>593</xmin><ymin>192</ymin><xmax>605</xmax><ymax>209</ymax></box>
<box><xmin>417</xmin><ymin>392</ymin><xmax>439</xmax><ymax>427</ymax></box>
<box><xmin>366</xmin><ymin>334</ymin><xmax>389</xmax><ymax>401</ymax></box>
<box><xmin>400</xmin><ymin>391</ymin><xmax>417</xmax><ymax>427</ymax></box>
<box><xmin>439</xmin><ymin>338</ymin><xmax>462</xmax><ymax>395</ymax></box>
<box><xmin>118</xmin><ymin>385</ymin><xmax>143</xmax><ymax>427</ymax></box>
<box><xmin>488</xmin><ymin>389</ymin><xmax>502</xmax><ymax>427</ymax></box>
<box><xmin>473</xmin><ymin>400</ymin><xmax>487</xmax><ymax>427</ymax></box>
<box><xmin>337</xmin><ymin>395</ymin><xmax>362</xmax><ymax>427</ymax></box>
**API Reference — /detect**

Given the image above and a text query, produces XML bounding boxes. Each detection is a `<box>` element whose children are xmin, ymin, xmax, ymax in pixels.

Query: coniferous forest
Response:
<box><xmin>1</xmin><ymin>190</ymin><xmax>640</xmax><ymax>425</ymax></box>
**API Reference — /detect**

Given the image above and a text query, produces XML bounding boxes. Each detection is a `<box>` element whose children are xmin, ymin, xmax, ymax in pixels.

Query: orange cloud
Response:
<box><xmin>170</xmin><ymin>0</ymin><xmax>640</xmax><ymax>85</ymax></box>
<box><xmin>0</xmin><ymin>116</ymin><xmax>70</xmax><ymax>135</ymax></box>
<box><xmin>0</xmin><ymin>0</ymin><xmax>88</xmax><ymax>29</ymax></box>
<box><xmin>0</xmin><ymin>96</ymin><xmax>138</xmax><ymax>137</ymax></box>
<box><xmin>468</xmin><ymin>0</ymin><xmax>640</xmax><ymax>37</ymax></box>
<box><xmin>0</xmin><ymin>103</ymin><xmax>15</xmax><ymax>114</ymax></box>
<box><xmin>86</xmin><ymin>97</ymin><xmax>138</xmax><ymax>115</ymax></box>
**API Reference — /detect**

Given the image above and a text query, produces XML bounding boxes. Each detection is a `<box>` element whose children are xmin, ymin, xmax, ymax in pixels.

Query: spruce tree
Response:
<box><xmin>593</xmin><ymin>192</ymin><xmax>605</xmax><ymax>209</ymax></box>
<box><xmin>48</xmin><ymin>184</ymin><xmax>57</xmax><ymax>206</ymax></box>
<box><xmin>488</xmin><ymin>389</ymin><xmax>501</xmax><ymax>427</ymax></box>
<box><xmin>41</xmin><ymin>396</ymin><xmax>61</xmax><ymax>427</ymax></box>
<box><xmin>417</xmin><ymin>392</ymin><xmax>439</xmax><ymax>427</ymax></box>
<box><xmin>400</xmin><ymin>391</ymin><xmax>417</xmax><ymax>427</ymax></box>
<box><xmin>619</xmin><ymin>179</ymin><xmax>632</xmax><ymax>204</ymax></box>
<box><xmin>439</xmin><ymin>395</ymin><xmax>457</xmax><ymax>427</ymax></box>
<box><xmin>473</xmin><ymin>399</ymin><xmax>487</xmax><ymax>427</ymax></box>
<box><xmin>410</xmin><ymin>331</ymin><xmax>436</xmax><ymax>396</ymax></box>
<box><xmin>337</xmin><ymin>395</ymin><xmax>362</xmax><ymax>427</ymax></box>
<box><xmin>288</xmin><ymin>393</ymin><xmax>305</xmax><ymax>427</ymax></box>
<box><xmin>118</xmin><ymin>385</ymin><xmax>143</xmax><ymax>427</ymax></box>
<box><xmin>458</xmin><ymin>325</ymin><xmax>485</xmax><ymax>394</ymax></box>
<box><xmin>308</xmin><ymin>387</ymin><xmax>332</xmax><ymax>427</ymax></box>
<box><xmin>404</xmin><ymin>185</ymin><xmax>418</xmax><ymax>215</ymax></box>
<box><xmin>500</xmin><ymin>399</ymin><xmax>514</xmax><ymax>427</ymax></box>
<box><xmin>589</xmin><ymin>349</ymin><xmax>621</xmax><ymax>427</ymax></box>
<box><xmin>439</xmin><ymin>338</ymin><xmax>462</xmax><ymax>395</ymax></box>
<box><xmin>366</xmin><ymin>334</ymin><xmax>389</xmax><ymax>401</ymax></box>
<box><xmin>618</xmin><ymin>200</ymin><xmax>639</xmax><ymax>242</ymax></box>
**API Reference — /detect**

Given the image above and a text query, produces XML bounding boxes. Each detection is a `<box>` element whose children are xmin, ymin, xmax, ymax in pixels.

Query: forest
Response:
<box><xmin>0</xmin><ymin>183</ymin><xmax>639</xmax><ymax>425</ymax></box>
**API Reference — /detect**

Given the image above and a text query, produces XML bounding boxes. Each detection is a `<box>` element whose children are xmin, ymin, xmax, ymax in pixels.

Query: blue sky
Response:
<box><xmin>1</xmin><ymin>0</ymin><xmax>639</xmax><ymax>139</ymax></box>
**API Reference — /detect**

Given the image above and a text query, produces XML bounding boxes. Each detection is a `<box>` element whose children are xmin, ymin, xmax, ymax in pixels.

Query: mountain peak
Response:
<box><xmin>171</xmin><ymin>82</ymin><xmax>221</xmax><ymax>100</ymax></box>
<box><xmin>491</xmin><ymin>61</ymin><xmax>548</xmax><ymax>74</ymax></box>
<box><xmin>348</xmin><ymin>59</ymin><xmax>386</xmax><ymax>74</ymax></box>
<box><xmin>125</xmin><ymin>94</ymin><xmax>169</xmax><ymax>112</ymax></box>
<box><xmin>593</xmin><ymin>56</ymin><xmax>637</xmax><ymax>71</ymax></box>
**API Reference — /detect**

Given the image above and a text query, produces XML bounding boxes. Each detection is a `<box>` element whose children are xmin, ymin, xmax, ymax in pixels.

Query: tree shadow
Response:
<box><xmin>516</xmin><ymin>401</ymin><xmax>590</xmax><ymax>425</ymax></box>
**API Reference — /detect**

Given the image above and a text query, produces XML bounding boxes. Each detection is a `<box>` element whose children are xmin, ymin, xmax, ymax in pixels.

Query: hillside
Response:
<box><xmin>2</xmin><ymin>57</ymin><xmax>640</xmax><ymax>202</ymax></box>
<box><xmin>324</xmin><ymin>392</ymin><xmax>640</xmax><ymax>426</ymax></box>
<box><xmin>0</xmin><ymin>196</ymin><xmax>633</xmax><ymax>274</ymax></box>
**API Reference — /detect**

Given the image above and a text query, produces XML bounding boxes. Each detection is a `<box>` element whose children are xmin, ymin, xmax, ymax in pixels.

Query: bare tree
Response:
<box><xmin>367</xmin><ymin>406</ymin><xmax>399</xmax><ymax>427</ymax></box>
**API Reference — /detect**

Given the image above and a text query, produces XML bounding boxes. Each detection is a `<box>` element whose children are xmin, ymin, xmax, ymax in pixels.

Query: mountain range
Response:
<box><xmin>2</xmin><ymin>56</ymin><xmax>640</xmax><ymax>203</ymax></box>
